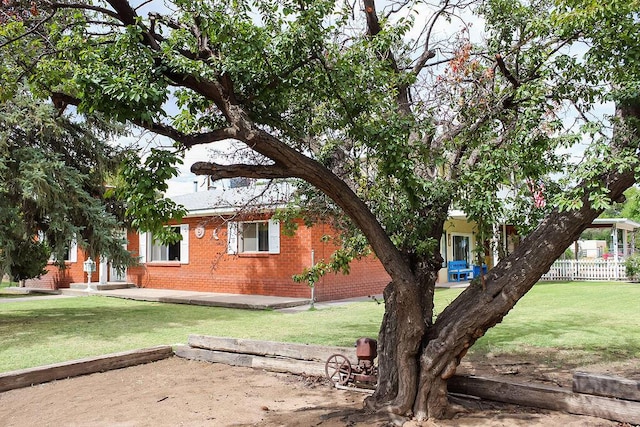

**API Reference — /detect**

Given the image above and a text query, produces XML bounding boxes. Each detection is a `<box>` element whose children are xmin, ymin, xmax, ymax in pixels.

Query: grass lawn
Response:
<box><xmin>0</xmin><ymin>280</ymin><xmax>14</xmax><ymax>290</ymax></box>
<box><xmin>474</xmin><ymin>281</ymin><xmax>640</xmax><ymax>365</ymax></box>
<box><xmin>0</xmin><ymin>281</ymin><xmax>638</xmax><ymax>373</ymax></box>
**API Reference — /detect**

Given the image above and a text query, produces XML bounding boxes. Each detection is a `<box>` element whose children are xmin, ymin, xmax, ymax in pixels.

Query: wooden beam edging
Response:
<box><xmin>573</xmin><ymin>371</ymin><xmax>640</xmax><ymax>402</ymax></box>
<box><xmin>174</xmin><ymin>345</ymin><xmax>327</xmax><ymax>377</ymax></box>
<box><xmin>448</xmin><ymin>374</ymin><xmax>640</xmax><ymax>425</ymax></box>
<box><xmin>0</xmin><ymin>346</ymin><xmax>174</xmax><ymax>393</ymax></box>
<box><xmin>187</xmin><ymin>335</ymin><xmax>357</xmax><ymax>363</ymax></box>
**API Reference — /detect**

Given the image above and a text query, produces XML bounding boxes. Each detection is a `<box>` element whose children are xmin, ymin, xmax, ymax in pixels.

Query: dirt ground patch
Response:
<box><xmin>459</xmin><ymin>348</ymin><xmax>640</xmax><ymax>389</ymax></box>
<box><xmin>0</xmin><ymin>355</ymin><xmax>635</xmax><ymax>426</ymax></box>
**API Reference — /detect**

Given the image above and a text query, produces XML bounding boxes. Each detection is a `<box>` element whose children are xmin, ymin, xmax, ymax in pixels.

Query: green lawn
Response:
<box><xmin>0</xmin><ymin>280</ymin><xmax>13</xmax><ymax>289</ymax></box>
<box><xmin>474</xmin><ymin>281</ymin><xmax>640</xmax><ymax>364</ymax></box>
<box><xmin>0</xmin><ymin>281</ymin><xmax>638</xmax><ymax>373</ymax></box>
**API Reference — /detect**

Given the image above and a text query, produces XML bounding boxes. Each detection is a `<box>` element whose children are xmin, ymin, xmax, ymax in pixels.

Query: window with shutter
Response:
<box><xmin>230</xmin><ymin>219</ymin><xmax>280</xmax><ymax>254</ymax></box>
<box><xmin>141</xmin><ymin>225</ymin><xmax>189</xmax><ymax>263</ymax></box>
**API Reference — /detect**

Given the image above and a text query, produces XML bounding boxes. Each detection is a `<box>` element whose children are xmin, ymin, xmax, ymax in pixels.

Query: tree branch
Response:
<box><xmin>190</xmin><ymin>162</ymin><xmax>291</xmax><ymax>180</ymax></box>
<box><xmin>50</xmin><ymin>2</ymin><xmax>120</xmax><ymax>21</ymax></box>
<box><xmin>363</xmin><ymin>0</ymin><xmax>382</xmax><ymax>36</ymax></box>
<box><xmin>134</xmin><ymin>0</ymin><xmax>154</xmax><ymax>12</ymax></box>
<box><xmin>48</xmin><ymin>91</ymin><xmax>235</xmax><ymax>149</ymax></box>
<box><xmin>105</xmin><ymin>0</ymin><xmax>137</xmax><ymax>25</ymax></box>
<box><xmin>363</xmin><ymin>0</ymin><xmax>411</xmax><ymax>114</ymax></box>
<box><xmin>411</xmin><ymin>0</ymin><xmax>449</xmax><ymax>75</ymax></box>
<box><xmin>130</xmin><ymin>120</ymin><xmax>237</xmax><ymax>148</ymax></box>
<box><xmin>0</xmin><ymin>10</ymin><xmax>55</xmax><ymax>49</ymax></box>
<box><xmin>495</xmin><ymin>54</ymin><xmax>520</xmax><ymax>88</ymax></box>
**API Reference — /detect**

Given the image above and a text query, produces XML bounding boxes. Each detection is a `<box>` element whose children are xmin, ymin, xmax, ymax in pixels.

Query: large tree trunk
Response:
<box><xmin>366</xmin><ymin>236</ymin><xmax>443</xmax><ymax>416</ymax></box>
<box><xmin>367</xmin><ymin>101</ymin><xmax>639</xmax><ymax>420</ymax></box>
<box><xmin>367</xmin><ymin>278</ymin><xmax>426</xmax><ymax>415</ymax></box>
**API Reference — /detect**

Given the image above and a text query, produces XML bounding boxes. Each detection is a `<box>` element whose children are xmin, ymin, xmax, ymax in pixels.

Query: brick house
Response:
<box><xmin>27</xmin><ymin>182</ymin><xmax>391</xmax><ymax>302</ymax></box>
<box><xmin>28</xmin><ymin>181</ymin><xmax>536</xmax><ymax>296</ymax></box>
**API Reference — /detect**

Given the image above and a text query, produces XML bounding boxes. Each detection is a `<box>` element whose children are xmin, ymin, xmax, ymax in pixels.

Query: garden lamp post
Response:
<box><xmin>83</xmin><ymin>257</ymin><xmax>96</xmax><ymax>291</ymax></box>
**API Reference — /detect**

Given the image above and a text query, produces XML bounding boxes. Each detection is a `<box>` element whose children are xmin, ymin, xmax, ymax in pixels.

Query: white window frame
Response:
<box><xmin>227</xmin><ymin>219</ymin><xmax>280</xmax><ymax>254</ymax></box>
<box><xmin>139</xmin><ymin>224</ymin><xmax>189</xmax><ymax>264</ymax></box>
<box><xmin>40</xmin><ymin>231</ymin><xmax>77</xmax><ymax>263</ymax></box>
<box><xmin>67</xmin><ymin>240</ymin><xmax>78</xmax><ymax>262</ymax></box>
<box><xmin>450</xmin><ymin>233</ymin><xmax>473</xmax><ymax>265</ymax></box>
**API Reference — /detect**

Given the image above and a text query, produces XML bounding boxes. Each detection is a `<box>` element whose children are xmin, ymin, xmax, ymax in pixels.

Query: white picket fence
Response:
<box><xmin>541</xmin><ymin>259</ymin><xmax>628</xmax><ymax>281</ymax></box>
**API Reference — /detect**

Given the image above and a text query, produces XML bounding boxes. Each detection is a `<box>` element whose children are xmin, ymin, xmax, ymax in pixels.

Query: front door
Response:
<box><xmin>109</xmin><ymin>230</ymin><xmax>128</xmax><ymax>282</ymax></box>
<box><xmin>452</xmin><ymin>234</ymin><xmax>472</xmax><ymax>265</ymax></box>
<box><xmin>110</xmin><ymin>264</ymin><xmax>127</xmax><ymax>282</ymax></box>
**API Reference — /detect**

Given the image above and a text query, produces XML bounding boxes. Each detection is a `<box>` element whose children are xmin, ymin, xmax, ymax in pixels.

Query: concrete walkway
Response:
<box><xmin>60</xmin><ymin>287</ymin><xmax>311</xmax><ymax>310</ymax></box>
<box><xmin>2</xmin><ymin>280</ymin><xmax>468</xmax><ymax>310</ymax></box>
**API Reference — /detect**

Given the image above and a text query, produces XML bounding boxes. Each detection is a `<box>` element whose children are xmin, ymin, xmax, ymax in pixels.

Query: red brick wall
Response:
<box><xmin>132</xmin><ymin>216</ymin><xmax>311</xmax><ymax>297</ymax></box>
<box><xmin>131</xmin><ymin>216</ymin><xmax>389</xmax><ymax>301</ymax></box>
<box><xmin>25</xmin><ymin>259</ymin><xmax>94</xmax><ymax>289</ymax></box>
<box><xmin>24</xmin><ymin>215</ymin><xmax>391</xmax><ymax>301</ymax></box>
<box><xmin>307</xmin><ymin>223</ymin><xmax>390</xmax><ymax>302</ymax></box>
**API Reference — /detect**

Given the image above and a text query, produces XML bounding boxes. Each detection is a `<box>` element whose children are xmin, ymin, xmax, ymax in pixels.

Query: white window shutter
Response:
<box><xmin>40</xmin><ymin>231</ymin><xmax>55</xmax><ymax>262</ymax></box>
<box><xmin>69</xmin><ymin>239</ymin><xmax>78</xmax><ymax>263</ymax></box>
<box><xmin>179</xmin><ymin>224</ymin><xmax>189</xmax><ymax>264</ymax></box>
<box><xmin>268</xmin><ymin>219</ymin><xmax>280</xmax><ymax>254</ymax></box>
<box><xmin>227</xmin><ymin>222</ymin><xmax>238</xmax><ymax>254</ymax></box>
<box><xmin>139</xmin><ymin>232</ymin><xmax>147</xmax><ymax>263</ymax></box>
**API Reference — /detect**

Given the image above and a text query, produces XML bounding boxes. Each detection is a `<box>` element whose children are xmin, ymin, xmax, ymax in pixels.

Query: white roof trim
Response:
<box><xmin>591</xmin><ymin>218</ymin><xmax>640</xmax><ymax>230</ymax></box>
<box><xmin>448</xmin><ymin>209</ymin><xmax>468</xmax><ymax>220</ymax></box>
<box><xmin>181</xmin><ymin>204</ymin><xmax>289</xmax><ymax>218</ymax></box>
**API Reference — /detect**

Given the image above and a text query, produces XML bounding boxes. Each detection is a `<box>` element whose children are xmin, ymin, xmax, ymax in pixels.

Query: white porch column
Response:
<box><xmin>612</xmin><ymin>226</ymin><xmax>619</xmax><ymax>262</ymax></box>
<box><xmin>99</xmin><ymin>256</ymin><xmax>108</xmax><ymax>285</ymax></box>
<box><xmin>492</xmin><ymin>223</ymin><xmax>501</xmax><ymax>266</ymax></box>
<box><xmin>622</xmin><ymin>229</ymin><xmax>629</xmax><ymax>257</ymax></box>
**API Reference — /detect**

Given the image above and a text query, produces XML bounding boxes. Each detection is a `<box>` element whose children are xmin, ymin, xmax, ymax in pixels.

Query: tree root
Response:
<box><xmin>364</xmin><ymin>396</ymin><xmax>413</xmax><ymax>418</ymax></box>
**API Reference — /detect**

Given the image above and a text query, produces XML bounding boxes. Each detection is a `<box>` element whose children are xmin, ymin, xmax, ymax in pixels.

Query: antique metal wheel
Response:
<box><xmin>325</xmin><ymin>353</ymin><xmax>352</xmax><ymax>386</ymax></box>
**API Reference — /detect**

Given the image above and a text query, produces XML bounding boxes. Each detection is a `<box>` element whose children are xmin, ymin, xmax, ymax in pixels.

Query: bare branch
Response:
<box><xmin>411</xmin><ymin>0</ymin><xmax>449</xmax><ymax>75</ymax></box>
<box><xmin>495</xmin><ymin>54</ymin><xmax>520</xmax><ymax>88</ymax></box>
<box><xmin>134</xmin><ymin>0</ymin><xmax>154</xmax><ymax>12</ymax></box>
<box><xmin>137</xmin><ymin>122</ymin><xmax>238</xmax><ymax>148</ymax></box>
<box><xmin>190</xmin><ymin>162</ymin><xmax>291</xmax><ymax>180</ymax></box>
<box><xmin>50</xmin><ymin>2</ymin><xmax>120</xmax><ymax>21</ymax></box>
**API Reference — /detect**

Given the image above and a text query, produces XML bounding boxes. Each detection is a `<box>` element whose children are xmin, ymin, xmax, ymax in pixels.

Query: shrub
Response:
<box><xmin>624</xmin><ymin>253</ymin><xmax>640</xmax><ymax>281</ymax></box>
<box><xmin>9</xmin><ymin>240</ymin><xmax>50</xmax><ymax>285</ymax></box>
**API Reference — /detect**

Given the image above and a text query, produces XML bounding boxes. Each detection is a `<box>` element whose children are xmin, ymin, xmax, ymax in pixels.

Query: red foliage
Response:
<box><xmin>0</xmin><ymin>0</ymin><xmax>38</xmax><ymax>23</ymax></box>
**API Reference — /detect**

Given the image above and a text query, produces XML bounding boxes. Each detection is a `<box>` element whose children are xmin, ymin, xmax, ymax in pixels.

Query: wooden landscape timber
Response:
<box><xmin>174</xmin><ymin>334</ymin><xmax>359</xmax><ymax>377</ymax></box>
<box><xmin>0</xmin><ymin>346</ymin><xmax>173</xmax><ymax>393</ymax></box>
<box><xmin>449</xmin><ymin>374</ymin><xmax>640</xmax><ymax>425</ymax></box>
<box><xmin>1</xmin><ymin>335</ymin><xmax>637</xmax><ymax>425</ymax></box>
<box><xmin>177</xmin><ymin>336</ymin><xmax>640</xmax><ymax>424</ymax></box>
<box><xmin>173</xmin><ymin>345</ymin><xmax>328</xmax><ymax>377</ymax></box>
<box><xmin>186</xmin><ymin>334</ymin><xmax>357</xmax><ymax>362</ymax></box>
<box><xmin>573</xmin><ymin>371</ymin><xmax>640</xmax><ymax>402</ymax></box>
